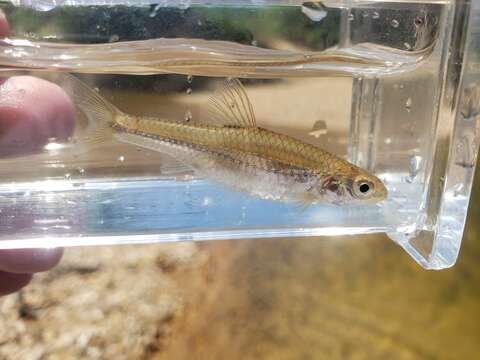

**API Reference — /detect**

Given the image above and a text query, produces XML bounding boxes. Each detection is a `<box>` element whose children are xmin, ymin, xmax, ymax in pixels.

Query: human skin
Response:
<box><xmin>0</xmin><ymin>10</ymin><xmax>76</xmax><ymax>295</ymax></box>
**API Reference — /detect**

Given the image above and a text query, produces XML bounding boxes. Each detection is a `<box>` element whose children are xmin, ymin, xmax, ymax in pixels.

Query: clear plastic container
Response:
<box><xmin>0</xmin><ymin>0</ymin><xmax>478</xmax><ymax>269</ymax></box>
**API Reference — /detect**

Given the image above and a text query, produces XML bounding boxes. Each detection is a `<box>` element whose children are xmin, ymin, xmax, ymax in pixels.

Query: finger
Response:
<box><xmin>0</xmin><ymin>76</ymin><xmax>76</xmax><ymax>156</ymax></box>
<box><xmin>0</xmin><ymin>248</ymin><xmax>64</xmax><ymax>274</ymax></box>
<box><xmin>0</xmin><ymin>272</ymin><xmax>32</xmax><ymax>296</ymax></box>
<box><xmin>0</xmin><ymin>9</ymin><xmax>10</xmax><ymax>38</ymax></box>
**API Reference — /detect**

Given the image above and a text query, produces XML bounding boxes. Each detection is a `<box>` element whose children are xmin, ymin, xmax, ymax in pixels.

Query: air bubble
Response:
<box><xmin>309</xmin><ymin>120</ymin><xmax>328</xmax><ymax>138</ymax></box>
<box><xmin>184</xmin><ymin>111</ymin><xmax>193</xmax><ymax>122</ymax></box>
<box><xmin>78</xmin><ymin>168</ymin><xmax>85</xmax><ymax>174</ymax></box>
<box><xmin>391</xmin><ymin>19</ymin><xmax>400</xmax><ymax>28</ymax></box>
<box><xmin>117</xmin><ymin>155</ymin><xmax>125</xmax><ymax>162</ymax></box>
<box><xmin>187</xmin><ymin>75</ymin><xmax>193</xmax><ymax>83</ymax></box>
<box><xmin>251</xmin><ymin>40</ymin><xmax>258</xmax><ymax>47</ymax></box>
<box><xmin>108</xmin><ymin>34</ymin><xmax>119</xmax><ymax>43</ymax></box>
<box><xmin>186</xmin><ymin>87</ymin><xmax>192</xmax><ymax>95</ymax></box>
<box><xmin>372</xmin><ymin>11</ymin><xmax>380</xmax><ymax>19</ymax></box>
<box><xmin>404</xmin><ymin>42</ymin><xmax>411</xmax><ymax>50</ymax></box>
<box><xmin>348</xmin><ymin>14</ymin><xmax>355</xmax><ymax>21</ymax></box>
<box><xmin>64</xmin><ymin>173</ymin><xmax>71</xmax><ymax>180</ymax></box>
<box><xmin>384</xmin><ymin>137</ymin><xmax>392</xmax><ymax>145</ymax></box>
<box><xmin>405</xmin><ymin>97</ymin><xmax>413</xmax><ymax>112</ymax></box>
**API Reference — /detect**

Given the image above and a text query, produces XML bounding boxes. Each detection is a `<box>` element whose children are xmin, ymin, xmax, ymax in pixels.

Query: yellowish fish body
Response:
<box><xmin>68</xmin><ymin>75</ymin><xmax>387</xmax><ymax>206</ymax></box>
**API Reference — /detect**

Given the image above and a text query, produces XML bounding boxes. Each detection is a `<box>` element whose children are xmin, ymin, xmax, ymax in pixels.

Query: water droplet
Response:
<box><xmin>117</xmin><ymin>155</ymin><xmax>125</xmax><ymax>162</ymax></box>
<box><xmin>405</xmin><ymin>97</ymin><xmax>413</xmax><ymax>112</ymax></box>
<box><xmin>372</xmin><ymin>11</ymin><xmax>380</xmax><ymax>19</ymax></box>
<box><xmin>309</xmin><ymin>120</ymin><xmax>328</xmax><ymax>138</ymax></box>
<box><xmin>384</xmin><ymin>137</ymin><xmax>392</xmax><ymax>145</ymax></box>
<box><xmin>391</xmin><ymin>19</ymin><xmax>400</xmax><ymax>28</ymax></box>
<box><xmin>186</xmin><ymin>87</ymin><xmax>192</xmax><ymax>95</ymax></box>
<box><xmin>301</xmin><ymin>3</ymin><xmax>327</xmax><ymax>22</ymax></box>
<box><xmin>108</xmin><ymin>34</ymin><xmax>119</xmax><ymax>43</ymax></box>
<box><xmin>404</xmin><ymin>42</ymin><xmax>411</xmax><ymax>50</ymax></box>
<box><xmin>184</xmin><ymin>111</ymin><xmax>193</xmax><ymax>122</ymax></box>
<box><xmin>348</xmin><ymin>13</ymin><xmax>355</xmax><ymax>21</ymax></box>
<box><xmin>452</xmin><ymin>183</ymin><xmax>465</xmax><ymax>197</ymax></box>
<box><xmin>405</xmin><ymin>155</ymin><xmax>422</xmax><ymax>183</ymax></box>
<box><xmin>149</xmin><ymin>4</ymin><xmax>161</xmax><ymax>17</ymax></box>
<box><xmin>187</xmin><ymin>75</ymin><xmax>193</xmax><ymax>83</ymax></box>
<box><xmin>414</xmin><ymin>16</ymin><xmax>425</xmax><ymax>27</ymax></box>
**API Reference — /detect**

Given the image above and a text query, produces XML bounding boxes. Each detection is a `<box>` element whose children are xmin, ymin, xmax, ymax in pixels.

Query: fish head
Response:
<box><xmin>311</xmin><ymin>167</ymin><xmax>387</xmax><ymax>205</ymax></box>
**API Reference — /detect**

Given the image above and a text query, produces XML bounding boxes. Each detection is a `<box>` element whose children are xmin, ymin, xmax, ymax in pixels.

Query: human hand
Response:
<box><xmin>0</xmin><ymin>10</ymin><xmax>76</xmax><ymax>295</ymax></box>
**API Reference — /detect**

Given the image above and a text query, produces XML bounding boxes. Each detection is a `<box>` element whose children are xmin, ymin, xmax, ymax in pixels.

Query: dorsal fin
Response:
<box><xmin>207</xmin><ymin>78</ymin><xmax>257</xmax><ymax>128</ymax></box>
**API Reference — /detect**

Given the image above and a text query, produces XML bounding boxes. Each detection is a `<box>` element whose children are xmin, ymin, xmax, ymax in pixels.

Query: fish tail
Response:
<box><xmin>60</xmin><ymin>73</ymin><xmax>123</xmax><ymax>147</ymax></box>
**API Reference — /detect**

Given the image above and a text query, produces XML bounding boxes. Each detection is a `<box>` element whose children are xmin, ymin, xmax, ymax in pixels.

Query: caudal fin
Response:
<box><xmin>57</xmin><ymin>73</ymin><xmax>123</xmax><ymax>146</ymax></box>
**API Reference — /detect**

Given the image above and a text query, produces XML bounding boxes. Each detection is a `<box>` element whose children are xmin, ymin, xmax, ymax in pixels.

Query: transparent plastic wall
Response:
<box><xmin>0</xmin><ymin>0</ymin><xmax>478</xmax><ymax>269</ymax></box>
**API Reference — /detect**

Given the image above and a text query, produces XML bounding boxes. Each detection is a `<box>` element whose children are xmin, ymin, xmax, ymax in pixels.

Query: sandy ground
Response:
<box><xmin>1</xmin><ymin>225</ymin><xmax>479</xmax><ymax>359</ymax></box>
<box><xmin>0</xmin><ymin>242</ymin><xmax>206</xmax><ymax>359</ymax></box>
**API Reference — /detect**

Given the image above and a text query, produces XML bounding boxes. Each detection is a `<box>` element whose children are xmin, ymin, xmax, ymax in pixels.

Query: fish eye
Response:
<box><xmin>354</xmin><ymin>179</ymin><xmax>374</xmax><ymax>197</ymax></box>
<box><xmin>359</xmin><ymin>183</ymin><xmax>370</xmax><ymax>194</ymax></box>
